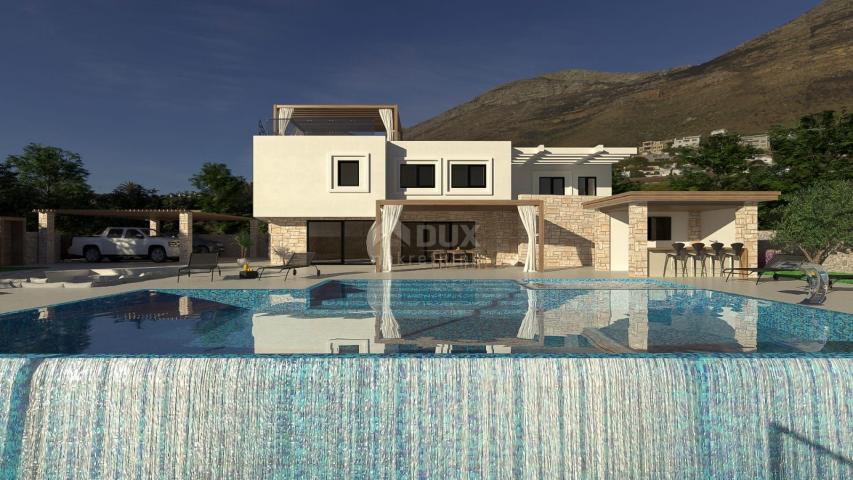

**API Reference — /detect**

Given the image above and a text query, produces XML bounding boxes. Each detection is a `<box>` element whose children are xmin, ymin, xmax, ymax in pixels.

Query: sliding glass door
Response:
<box><xmin>307</xmin><ymin>220</ymin><xmax>373</xmax><ymax>264</ymax></box>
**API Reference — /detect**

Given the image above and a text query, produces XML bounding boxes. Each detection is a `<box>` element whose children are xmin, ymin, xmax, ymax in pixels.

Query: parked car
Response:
<box><xmin>68</xmin><ymin>227</ymin><xmax>181</xmax><ymax>263</ymax></box>
<box><xmin>193</xmin><ymin>238</ymin><xmax>225</xmax><ymax>254</ymax></box>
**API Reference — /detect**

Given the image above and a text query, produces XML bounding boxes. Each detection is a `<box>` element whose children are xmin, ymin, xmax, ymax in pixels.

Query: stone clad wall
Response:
<box><xmin>628</xmin><ymin>203</ymin><xmax>649</xmax><ymax>277</ymax></box>
<box><xmin>735</xmin><ymin>203</ymin><xmax>759</xmax><ymax>268</ymax></box>
<box><xmin>518</xmin><ymin>195</ymin><xmax>604</xmax><ymax>269</ymax></box>
<box><xmin>267</xmin><ymin>218</ymin><xmax>309</xmax><ymax>265</ymax></box>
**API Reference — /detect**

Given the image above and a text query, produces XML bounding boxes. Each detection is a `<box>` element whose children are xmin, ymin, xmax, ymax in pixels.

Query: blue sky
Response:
<box><xmin>0</xmin><ymin>0</ymin><xmax>820</xmax><ymax>193</ymax></box>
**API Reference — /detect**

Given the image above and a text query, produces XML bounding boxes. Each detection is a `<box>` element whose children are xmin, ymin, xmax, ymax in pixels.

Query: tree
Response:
<box><xmin>0</xmin><ymin>162</ymin><xmax>24</xmax><ymax>215</ymax></box>
<box><xmin>773</xmin><ymin>180</ymin><xmax>853</xmax><ymax>264</ymax></box>
<box><xmin>190</xmin><ymin>163</ymin><xmax>251</xmax><ymax>215</ymax></box>
<box><xmin>668</xmin><ymin>133</ymin><xmax>770</xmax><ymax>191</ymax></box>
<box><xmin>102</xmin><ymin>181</ymin><xmax>161</xmax><ymax>209</ymax></box>
<box><xmin>5</xmin><ymin>143</ymin><xmax>94</xmax><ymax>209</ymax></box>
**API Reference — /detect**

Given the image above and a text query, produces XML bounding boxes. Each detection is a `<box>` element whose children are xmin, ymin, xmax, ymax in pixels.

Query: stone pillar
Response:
<box><xmin>687</xmin><ymin>210</ymin><xmax>702</xmax><ymax>243</ymax></box>
<box><xmin>267</xmin><ymin>218</ymin><xmax>307</xmax><ymax>265</ymax></box>
<box><xmin>178</xmin><ymin>211</ymin><xmax>193</xmax><ymax>264</ymax></box>
<box><xmin>734</xmin><ymin>298</ymin><xmax>758</xmax><ymax>352</ymax></box>
<box><xmin>594</xmin><ymin>211</ymin><xmax>610</xmax><ymax>271</ymax></box>
<box><xmin>37</xmin><ymin>211</ymin><xmax>59</xmax><ymax>264</ymax></box>
<box><xmin>148</xmin><ymin>219</ymin><xmax>161</xmax><ymax>236</ymax></box>
<box><xmin>628</xmin><ymin>202</ymin><xmax>648</xmax><ymax>277</ymax></box>
<box><xmin>249</xmin><ymin>219</ymin><xmax>260</xmax><ymax>258</ymax></box>
<box><xmin>735</xmin><ymin>202</ymin><xmax>759</xmax><ymax>268</ymax></box>
<box><xmin>628</xmin><ymin>290</ymin><xmax>649</xmax><ymax>351</ymax></box>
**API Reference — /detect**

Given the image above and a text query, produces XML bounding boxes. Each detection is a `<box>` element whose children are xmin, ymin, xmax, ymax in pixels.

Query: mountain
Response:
<box><xmin>405</xmin><ymin>0</ymin><xmax>853</xmax><ymax>146</ymax></box>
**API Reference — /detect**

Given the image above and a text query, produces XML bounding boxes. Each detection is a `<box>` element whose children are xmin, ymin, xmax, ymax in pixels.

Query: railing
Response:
<box><xmin>256</xmin><ymin>118</ymin><xmax>390</xmax><ymax>137</ymax></box>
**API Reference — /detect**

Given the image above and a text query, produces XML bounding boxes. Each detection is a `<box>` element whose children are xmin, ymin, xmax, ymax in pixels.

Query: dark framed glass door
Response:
<box><xmin>307</xmin><ymin>220</ymin><xmax>374</xmax><ymax>264</ymax></box>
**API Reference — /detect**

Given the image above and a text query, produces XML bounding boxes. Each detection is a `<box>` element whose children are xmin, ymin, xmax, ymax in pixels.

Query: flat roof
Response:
<box><xmin>582</xmin><ymin>191</ymin><xmax>781</xmax><ymax>210</ymax></box>
<box><xmin>34</xmin><ymin>209</ymin><xmax>253</xmax><ymax>222</ymax></box>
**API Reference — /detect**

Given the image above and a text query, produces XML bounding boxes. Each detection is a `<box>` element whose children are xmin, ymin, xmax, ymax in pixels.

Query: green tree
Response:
<box><xmin>190</xmin><ymin>163</ymin><xmax>251</xmax><ymax>215</ymax></box>
<box><xmin>668</xmin><ymin>133</ymin><xmax>770</xmax><ymax>191</ymax></box>
<box><xmin>102</xmin><ymin>181</ymin><xmax>161</xmax><ymax>209</ymax></box>
<box><xmin>5</xmin><ymin>143</ymin><xmax>94</xmax><ymax>209</ymax></box>
<box><xmin>0</xmin><ymin>162</ymin><xmax>24</xmax><ymax>215</ymax></box>
<box><xmin>773</xmin><ymin>180</ymin><xmax>853</xmax><ymax>264</ymax></box>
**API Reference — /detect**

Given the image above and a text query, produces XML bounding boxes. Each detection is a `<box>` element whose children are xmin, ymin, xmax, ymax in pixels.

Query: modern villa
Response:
<box><xmin>254</xmin><ymin>104</ymin><xmax>779</xmax><ymax>276</ymax></box>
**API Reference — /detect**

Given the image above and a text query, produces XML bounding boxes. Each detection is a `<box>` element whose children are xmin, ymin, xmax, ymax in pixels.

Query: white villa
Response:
<box><xmin>254</xmin><ymin>104</ymin><xmax>778</xmax><ymax>277</ymax></box>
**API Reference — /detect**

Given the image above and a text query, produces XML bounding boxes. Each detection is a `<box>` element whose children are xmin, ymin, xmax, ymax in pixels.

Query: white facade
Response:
<box><xmin>671</xmin><ymin>135</ymin><xmax>701</xmax><ymax>149</ymax></box>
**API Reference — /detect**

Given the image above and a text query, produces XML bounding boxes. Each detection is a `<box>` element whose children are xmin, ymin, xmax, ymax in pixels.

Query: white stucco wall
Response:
<box><xmin>253</xmin><ymin>136</ymin><xmax>387</xmax><ymax>218</ymax></box>
<box><xmin>610</xmin><ymin>209</ymin><xmax>629</xmax><ymax>271</ymax></box>
<box><xmin>700</xmin><ymin>208</ymin><xmax>737</xmax><ymax>245</ymax></box>
<box><xmin>387</xmin><ymin>141</ymin><xmax>512</xmax><ymax>199</ymax></box>
<box><xmin>511</xmin><ymin>163</ymin><xmax>613</xmax><ymax>198</ymax></box>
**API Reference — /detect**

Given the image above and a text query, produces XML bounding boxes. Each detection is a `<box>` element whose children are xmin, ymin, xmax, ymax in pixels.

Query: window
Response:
<box><xmin>337</xmin><ymin>345</ymin><xmax>361</xmax><ymax>354</ymax></box>
<box><xmin>648</xmin><ymin>217</ymin><xmax>672</xmax><ymax>241</ymax></box>
<box><xmin>451</xmin><ymin>164</ymin><xmax>486</xmax><ymax>188</ymax></box>
<box><xmin>107</xmin><ymin>229</ymin><xmax>123</xmax><ymax>238</ymax></box>
<box><xmin>337</xmin><ymin>161</ymin><xmax>360</xmax><ymax>187</ymax></box>
<box><xmin>124</xmin><ymin>229</ymin><xmax>145</xmax><ymax>239</ymax></box>
<box><xmin>538</xmin><ymin>177</ymin><xmax>565</xmax><ymax>195</ymax></box>
<box><xmin>578</xmin><ymin>177</ymin><xmax>597</xmax><ymax>196</ymax></box>
<box><xmin>400</xmin><ymin>164</ymin><xmax>435</xmax><ymax>188</ymax></box>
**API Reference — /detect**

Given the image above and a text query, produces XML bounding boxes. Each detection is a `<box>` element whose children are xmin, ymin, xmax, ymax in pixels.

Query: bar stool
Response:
<box><xmin>664</xmin><ymin>243</ymin><xmax>688</xmax><ymax>277</ymax></box>
<box><xmin>707</xmin><ymin>242</ymin><xmax>726</xmax><ymax>276</ymax></box>
<box><xmin>688</xmin><ymin>242</ymin><xmax>708</xmax><ymax>277</ymax></box>
<box><xmin>724</xmin><ymin>243</ymin><xmax>744</xmax><ymax>271</ymax></box>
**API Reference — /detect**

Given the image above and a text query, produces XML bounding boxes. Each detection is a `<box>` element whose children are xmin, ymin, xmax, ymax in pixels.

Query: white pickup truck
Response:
<box><xmin>68</xmin><ymin>227</ymin><xmax>181</xmax><ymax>263</ymax></box>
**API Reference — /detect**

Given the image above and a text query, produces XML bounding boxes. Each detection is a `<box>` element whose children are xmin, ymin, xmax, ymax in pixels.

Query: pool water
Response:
<box><xmin>1</xmin><ymin>280</ymin><xmax>850</xmax><ymax>355</ymax></box>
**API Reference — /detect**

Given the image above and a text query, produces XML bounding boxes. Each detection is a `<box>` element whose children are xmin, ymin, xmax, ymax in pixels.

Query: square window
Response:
<box><xmin>337</xmin><ymin>161</ymin><xmax>360</xmax><ymax>187</ymax></box>
<box><xmin>451</xmin><ymin>164</ymin><xmax>487</xmax><ymax>188</ymax></box>
<box><xmin>337</xmin><ymin>345</ymin><xmax>360</xmax><ymax>354</ymax></box>
<box><xmin>539</xmin><ymin>177</ymin><xmax>565</xmax><ymax>195</ymax></box>
<box><xmin>648</xmin><ymin>217</ymin><xmax>672</xmax><ymax>241</ymax></box>
<box><xmin>400</xmin><ymin>164</ymin><xmax>435</xmax><ymax>188</ymax></box>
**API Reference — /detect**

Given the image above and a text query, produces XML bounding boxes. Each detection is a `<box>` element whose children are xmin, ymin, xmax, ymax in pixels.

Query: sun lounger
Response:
<box><xmin>257</xmin><ymin>252</ymin><xmax>295</xmax><ymax>279</ymax></box>
<box><xmin>177</xmin><ymin>252</ymin><xmax>221</xmax><ymax>282</ymax></box>
<box><xmin>723</xmin><ymin>254</ymin><xmax>805</xmax><ymax>284</ymax></box>
<box><xmin>258</xmin><ymin>252</ymin><xmax>320</xmax><ymax>281</ymax></box>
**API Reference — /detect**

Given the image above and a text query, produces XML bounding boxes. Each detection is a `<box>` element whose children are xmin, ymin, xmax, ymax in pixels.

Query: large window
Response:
<box><xmin>538</xmin><ymin>177</ymin><xmax>565</xmax><ymax>195</ymax></box>
<box><xmin>578</xmin><ymin>176</ymin><xmax>597</xmax><ymax>196</ymax></box>
<box><xmin>337</xmin><ymin>161</ymin><xmax>360</xmax><ymax>187</ymax></box>
<box><xmin>307</xmin><ymin>220</ymin><xmax>374</xmax><ymax>264</ymax></box>
<box><xmin>400</xmin><ymin>164</ymin><xmax>435</xmax><ymax>188</ymax></box>
<box><xmin>647</xmin><ymin>217</ymin><xmax>672</xmax><ymax>241</ymax></box>
<box><xmin>450</xmin><ymin>164</ymin><xmax>487</xmax><ymax>188</ymax></box>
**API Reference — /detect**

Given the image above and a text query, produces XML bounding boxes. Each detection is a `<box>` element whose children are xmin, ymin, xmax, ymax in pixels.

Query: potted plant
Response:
<box><xmin>235</xmin><ymin>230</ymin><xmax>254</xmax><ymax>275</ymax></box>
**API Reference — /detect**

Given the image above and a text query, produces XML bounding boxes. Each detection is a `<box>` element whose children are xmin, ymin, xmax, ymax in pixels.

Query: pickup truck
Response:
<box><xmin>68</xmin><ymin>227</ymin><xmax>181</xmax><ymax>263</ymax></box>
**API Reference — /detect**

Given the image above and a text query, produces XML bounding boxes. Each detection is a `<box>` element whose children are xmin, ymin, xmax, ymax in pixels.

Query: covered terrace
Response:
<box><xmin>35</xmin><ymin>209</ymin><xmax>259</xmax><ymax>264</ymax></box>
<box><xmin>582</xmin><ymin>191</ymin><xmax>780</xmax><ymax>277</ymax></box>
<box><xmin>375</xmin><ymin>199</ymin><xmax>545</xmax><ymax>273</ymax></box>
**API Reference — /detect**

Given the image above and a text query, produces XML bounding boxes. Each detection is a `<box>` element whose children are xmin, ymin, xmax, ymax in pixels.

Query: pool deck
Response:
<box><xmin>2</xmin><ymin>261</ymin><xmax>852</xmax><ymax>314</ymax></box>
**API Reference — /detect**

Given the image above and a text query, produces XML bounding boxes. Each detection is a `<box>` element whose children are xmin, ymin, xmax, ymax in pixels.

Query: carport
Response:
<box><xmin>35</xmin><ymin>209</ymin><xmax>260</xmax><ymax>264</ymax></box>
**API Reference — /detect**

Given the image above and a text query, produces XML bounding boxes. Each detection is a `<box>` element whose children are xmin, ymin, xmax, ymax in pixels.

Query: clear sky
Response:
<box><xmin>0</xmin><ymin>0</ymin><xmax>821</xmax><ymax>193</ymax></box>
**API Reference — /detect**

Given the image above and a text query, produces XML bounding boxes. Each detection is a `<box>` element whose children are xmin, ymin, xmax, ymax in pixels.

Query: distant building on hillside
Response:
<box><xmin>740</xmin><ymin>133</ymin><xmax>770</xmax><ymax>151</ymax></box>
<box><xmin>671</xmin><ymin>135</ymin><xmax>701</xmax><ymax>149</ymax></box>
<box><xmin>639</xmin><ymin>139</ymin><xmax>671</xmax><ymax>155</ymax></box>
<box><xmin>710</xmin><ymin>128</ymin><xmax>728</xmax><ymax>136</ymax></box>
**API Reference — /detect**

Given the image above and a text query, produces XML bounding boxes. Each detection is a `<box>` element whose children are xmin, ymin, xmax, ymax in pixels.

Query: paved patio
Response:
<box><xmin>1</xmin><ymin>261</ymin><xmax>852</xmax><ymax>314</ymax></box>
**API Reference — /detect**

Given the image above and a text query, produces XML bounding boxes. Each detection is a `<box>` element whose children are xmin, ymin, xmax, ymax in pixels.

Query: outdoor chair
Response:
<box><xmin>663</xmin><ymin>243</ymin><xmax>688</xmax><ymax>277</ymax></box>
<box><xmin>723</xmin><ymin>243</ymin><xmax>744</xmax><ymax>272</ymax></box>
<box><xmin>723</xmin><ymin>253</ymin><xmax>805</xmax><ymax>284</ymax></box>
<box><xmin>688</xmin><ymin>243</ymin><xmax>708</xmax><ymax>277</ymax></box>
<box><xmin>707</xmin><ymin>242</ymin><xmax>726</xmax><ymax>276</ymax></box>
<box><xmin>256</xmin><ymin>252</ymin><xmax>295</xmax><ymax>279</ymax></box>
<box><xmin>472</xmin><ymin>249</ymin><xmax>492</xmax><ymax>269</ymax></box>
<box><xmin>278</xmin><ymin>252</ymin><xmax>320</xmax><ymax>281</ymax></box>
<box><xmin>177</xmin><ymin>252</ymin><xmax>221</xmax><ymax>283</ymax></box>
<box><xmin>430</xmin><ymin>250</ymin><xmax>448</xmax><ymax>269</ymax></box>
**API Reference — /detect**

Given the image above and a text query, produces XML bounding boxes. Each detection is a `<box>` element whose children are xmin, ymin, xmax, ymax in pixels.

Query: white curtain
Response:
<box><xmin>276</xmin><ymin>106</ymin><xmax>293</xmax><ymax>135</ymax></box>
<box><xmin>378</xmin><ymin>108</ymin><xmax>394</xmax><ymax>140</ymax></box>
<box><xmin>517</xmin><ymin>205</ymin><xmax>537</xmax><ymax>273</ymax></box>
<box><xmin>368</xmin><ymin>281</ymin><xmax>400</xmax><ymax>339</ymax></box>
<box><xmin>517</xmin><ymin>288</ymin><xmax>540</xmax><ymax>340</ymax></box>
<box><xmin>365</xmin><ymin>221</ymin><xmax>379</xmax><ymax>264</ymax></box>
<box><xmin>381</xmin><ymin>204</ymin><xmax>403</xmax><ymax>272</ymax></box>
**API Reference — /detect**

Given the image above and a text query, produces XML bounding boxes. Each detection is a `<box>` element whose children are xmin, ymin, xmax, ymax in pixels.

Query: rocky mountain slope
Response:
<box><xmin>406</xmin><ymin>0</ymin><xmax>853</xmax><ymax>146</ymax></box>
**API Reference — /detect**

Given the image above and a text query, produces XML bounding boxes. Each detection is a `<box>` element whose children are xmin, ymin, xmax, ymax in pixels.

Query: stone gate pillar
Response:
<box><xmin>38</xmin><ymin>210</ymin><xmax>59</xmax><ymax>264</ymax></box>
<box><xmin>628</xmin><ymin>202</ymin><xmax>648</xmax><ymax>277</ymax></box>
<box><xmin>178</xmin><ymin>211</ymin><xmax>193</xmax><ymax>264</ymax></box>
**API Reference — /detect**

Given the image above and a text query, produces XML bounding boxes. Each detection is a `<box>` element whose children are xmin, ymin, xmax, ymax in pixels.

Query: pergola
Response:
<box><xmin>34</xmin><ymin>209</ymin><xmax>260</xmax><ymax>264</ymax></box>
<box><xmin>374</xmin><ymin>199</ymin><xmax>546</xmax><ymax>273</ymax></box>
<box><xmin>271</xmin><ymin>104</ymin><xmax>402</xmax><ymax>140</ymax></box>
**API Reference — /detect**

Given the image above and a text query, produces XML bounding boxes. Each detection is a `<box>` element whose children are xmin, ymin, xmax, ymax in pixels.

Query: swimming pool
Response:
<box><xmin>0</xmin><ymin>279</ymin><xmax>850</xmax><ymax>355</ymax></box>
<box><xmin>1</xmin><ymin>280</ymin><xmax>851</xmax><ymax>478</ymax></box>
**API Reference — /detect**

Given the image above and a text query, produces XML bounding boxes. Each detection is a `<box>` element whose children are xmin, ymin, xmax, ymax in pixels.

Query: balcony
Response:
<box><xmin>256</xmin><ymin>104</ymin><xmax>401</xmax><ymax>139</ymax></box>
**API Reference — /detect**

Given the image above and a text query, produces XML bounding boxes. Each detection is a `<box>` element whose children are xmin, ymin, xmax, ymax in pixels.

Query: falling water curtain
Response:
<box><xmin>378</xmin><ymin>108</ymin><xmax>395</xmax><ymax>140</ymax></box>
<box><xmin>381</xmin><ymin>204</ymin><xmax>404</xmax><ymax>272</ymax></box>
<box><xmin>517</xmin><ymin>205</ymin><xmax>537</xmax><ymax>273</ymax></box>
<box><xmin>276</xmin><ymin>107</ymin><xmax>293</xmax><ymax>135</ymax></box>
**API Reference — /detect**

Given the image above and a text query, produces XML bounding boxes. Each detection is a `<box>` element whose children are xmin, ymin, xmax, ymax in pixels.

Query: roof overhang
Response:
<box><xmin>512</xmin><ymin>145</ymin><xmax>637</xmax><ymax>165</ymax></box>
<box><xmin>582</xmin><ymin>191</ymin><xmax>781</xmax><ymax>211</ymax></box>
<box><xmin>34</xmin><ymin>209</ymin><xmax>253</xmax><ymax>222</ymax></box>
<box><xmin>377</xmin><ymin>199</ymin><xmax>542</xmax><ymax>212</ymax></box>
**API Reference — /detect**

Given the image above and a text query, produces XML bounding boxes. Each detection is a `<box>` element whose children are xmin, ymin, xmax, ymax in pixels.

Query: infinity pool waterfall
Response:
<box><xmin>0</xmin><ymin>280</ymin><xmax>851</xmax><ymax>479</ymax></box>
